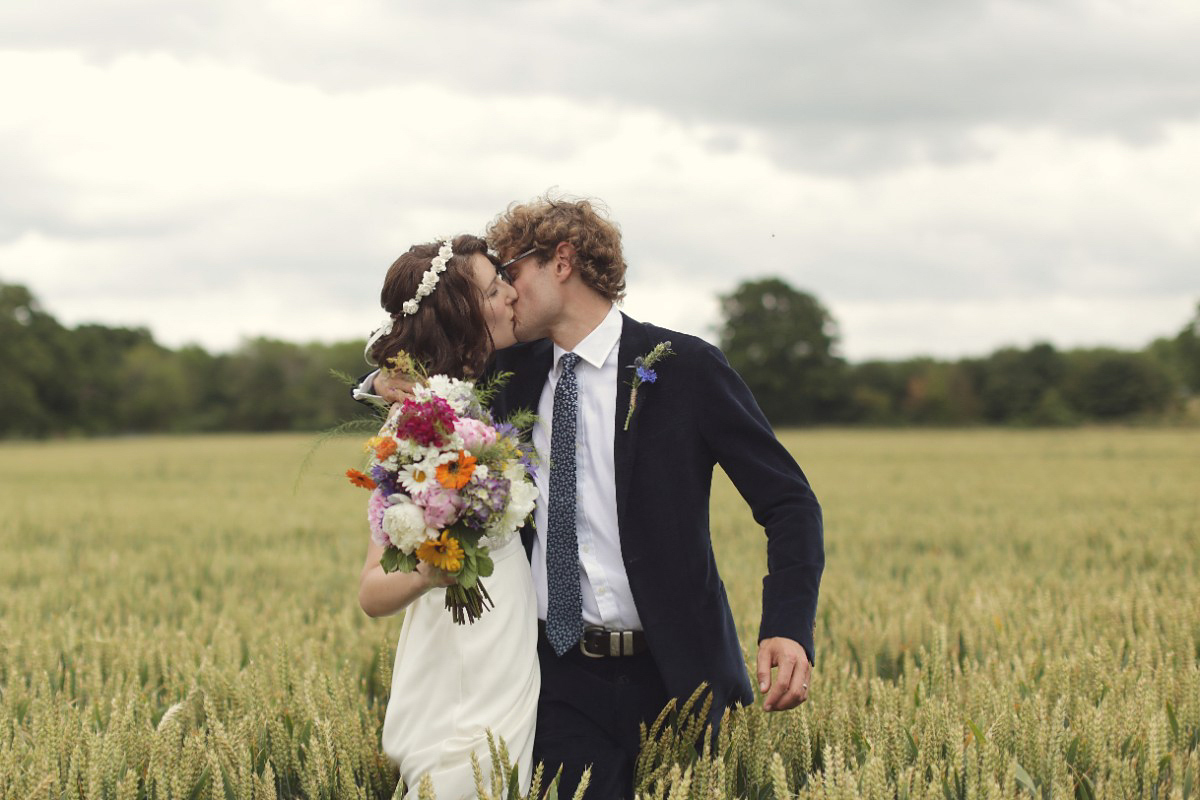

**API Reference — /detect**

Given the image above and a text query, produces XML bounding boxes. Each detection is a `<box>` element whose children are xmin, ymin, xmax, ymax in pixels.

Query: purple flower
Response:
<box><xmin>369</xmin><ymin>464</ymin><xmax>398</xmax><ymax>496</ymax></box>
<box><xmin>459</xmin><ymin>475</ymin><xmax>511</xmax><ymax>528</ymax></box>
<box><xmin>517</xmin><ymin>450</ymin><xmax>538</xmax><ymax>482</ymax></box>
<box><xmin>636</xmin><ymin>366</ymin><xmax>658</xmax><ymax>383</ymax></box>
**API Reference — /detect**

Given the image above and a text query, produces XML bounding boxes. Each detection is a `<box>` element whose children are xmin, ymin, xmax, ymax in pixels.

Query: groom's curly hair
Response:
<box><xmin>371</xmin><ymin>234</ymin><xmax>498</xmax><ymax>379</ymax></box>
<box><xmin>486</xmin><ymin>194</ymin><xmax>627</xmax><ymax>302</ymax></box>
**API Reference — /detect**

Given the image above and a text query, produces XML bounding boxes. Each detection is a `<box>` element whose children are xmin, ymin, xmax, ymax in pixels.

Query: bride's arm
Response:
<box><xmin>358</xmin><ymin>541</ymin><xmax>454</xmax><ymax>617</ymax></box>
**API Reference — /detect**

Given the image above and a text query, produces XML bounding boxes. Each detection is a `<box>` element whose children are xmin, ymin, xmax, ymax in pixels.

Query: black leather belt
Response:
<box><xmin>538</xmin><ymin>621</ymin><xmax>648</xmax><ymax>658</ymax></box>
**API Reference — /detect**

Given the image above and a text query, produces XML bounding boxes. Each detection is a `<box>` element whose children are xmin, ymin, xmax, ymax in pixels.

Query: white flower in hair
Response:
<box><xmin>400</xmin><ymin>237</ymin><xmax>455</xmax><ymax>317</ymax></box>
<box><xmin>362</xmin><ymin>236</ymin><xmax>457</xmax><ymax>364</ymax></box>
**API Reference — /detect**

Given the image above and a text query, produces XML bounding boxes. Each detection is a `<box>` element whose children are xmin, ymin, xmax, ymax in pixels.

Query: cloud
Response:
<box><xmin>1</xmin><ymin>3</ymin><xmax>1197</xmax><ymax>362</ymax></box>
<box><xmin>7</xmin><ymin>0</ymin><xmax>1200</xmax><ymax>175</ymax></box>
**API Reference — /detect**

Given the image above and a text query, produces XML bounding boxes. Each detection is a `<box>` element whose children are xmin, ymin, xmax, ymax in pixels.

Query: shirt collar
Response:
<box><xmin>553</xmin><ymin>304</ymin><xmax>622</xmax><ymax>371</ymax></box>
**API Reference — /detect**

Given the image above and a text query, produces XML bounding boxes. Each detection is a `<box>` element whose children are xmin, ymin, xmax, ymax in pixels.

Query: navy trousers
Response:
<box><xmin>533</xmin><ymin>630</ymin><xmax>670</xmax><ymax>799</ymax></box>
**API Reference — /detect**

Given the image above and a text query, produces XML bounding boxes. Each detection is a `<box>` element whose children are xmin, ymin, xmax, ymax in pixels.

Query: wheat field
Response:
<box><xmin>1</xmin><ymin>429</ymin><xmax>1198</xmax><ymax>799</ymax></box>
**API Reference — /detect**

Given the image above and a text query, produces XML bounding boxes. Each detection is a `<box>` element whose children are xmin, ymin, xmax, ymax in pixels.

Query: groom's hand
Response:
<box><xmin>757</xmin><ymin>637</ymin><xmax>811</xmax><ymax>712</ymax></box>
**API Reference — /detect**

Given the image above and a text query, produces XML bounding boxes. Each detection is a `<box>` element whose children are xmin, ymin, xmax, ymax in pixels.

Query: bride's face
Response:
<box><xmin>468</xmin><ymin>253</ymin><xmax>518</xmax><ymax>350</ymax></box>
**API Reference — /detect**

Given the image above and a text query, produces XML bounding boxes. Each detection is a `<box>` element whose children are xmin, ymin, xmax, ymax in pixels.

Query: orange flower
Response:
<box><xmin>416</xmin><ymin>531</ymin><xmax>464</xmax><ymax>572</ymax></box>
<box><xmin>346</xmin><ymin>469</ymin><xmax>376</xmax><ymax>490</ymax></box>
<box><xmin>374</xmin><ymin>437</ymin><xmax>398</xmax><ymax>460</ymax></box>
<box><xmin>436</xmin><ymin>451</ymin><xmax>477</xmax><ymax>490</ymax></box>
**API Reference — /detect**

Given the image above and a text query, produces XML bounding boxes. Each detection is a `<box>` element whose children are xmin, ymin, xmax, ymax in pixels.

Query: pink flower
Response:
<box><xmin>367</xmin><ymin>488</ymin><xmax>391</xmax><ymax>548</ymax></box>
<box><xmin>454</xmin><ymin>417</ymin><xmax>498</xmax><ymax>452</ymax></box>
<box><xmin>421</xmin><ymin>487</ymin><xmax>463</xmax><ymax>530</ymax></box>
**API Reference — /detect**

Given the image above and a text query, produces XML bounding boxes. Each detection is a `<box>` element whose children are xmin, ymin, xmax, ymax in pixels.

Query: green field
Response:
<box><xmin>1</xmin><ymin>430</ymin><xmax>1198</xmax><ymax>799</ymax></box>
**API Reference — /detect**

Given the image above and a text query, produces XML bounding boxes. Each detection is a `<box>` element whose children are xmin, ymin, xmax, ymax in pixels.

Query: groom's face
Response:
<box><xmin>504</xmin><ymin>253</ymin><xmax>557</xmax><ymax>342</ymax></box>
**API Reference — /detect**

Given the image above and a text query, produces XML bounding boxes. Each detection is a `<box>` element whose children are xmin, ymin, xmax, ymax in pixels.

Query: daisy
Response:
<box><xmin>398</xmin><ymin>460</ymin><xmax>438</xmax><ymax>495</ymax></box>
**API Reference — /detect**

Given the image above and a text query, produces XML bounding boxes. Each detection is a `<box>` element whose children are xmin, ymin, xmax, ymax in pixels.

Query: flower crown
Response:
<box><xmin>364</xmin><ymin>236</ymin><xmax>455</xmax><ymax>364</ymax></box>
<box><xmin>401</xmin><ymin>238</ymin><xmax>455</xmax><ymax>316</ymax></box>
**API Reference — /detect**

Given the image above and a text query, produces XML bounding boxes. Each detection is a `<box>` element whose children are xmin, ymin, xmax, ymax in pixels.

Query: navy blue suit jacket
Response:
<box><xmin>489</xmin><ymin>314</ymin><xmax>824</xmax><ymax>710</ymax></box>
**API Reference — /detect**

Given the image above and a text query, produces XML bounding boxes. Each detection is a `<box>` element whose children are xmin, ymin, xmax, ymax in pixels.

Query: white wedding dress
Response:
<box><xmin>382</xmin><ymin>535</ymin><xmax>540</xmax><ymax>799</ymax></box>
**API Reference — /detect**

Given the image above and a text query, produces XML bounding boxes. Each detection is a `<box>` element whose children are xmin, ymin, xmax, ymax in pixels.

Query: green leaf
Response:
<box><xmin>380</xmin><ymin>548</ymin><xmax>402</xmax><ymax>573</ymax></box>
<box><xmin>905</xmin><ymin>730</ymin><xmax>918</xmax><ymax>761</ymax></box>
<box><xmin>1076</xmin><ymin>773</ymin><xmax>1095</xmax><ymax>800</ymax></box>
<box><xmin>185</xmin><ymin>766</ymin><xmax>211</xmax><ymax>800</ymax></box>
<box><xmin>220</xmin><ymin>763</ymin><xmax>238</xmax><ymax>800</ymax></box>
<box><xmin>476</xmin><ymin>553</ymin><xmax>495</xmax><ymax>578</ymax></box>
<box><xmin>1014</xmin><ymin>762</ymin><xmax>1037</xmax><ymax>796</ymax></box>
<box><xmin>1168</xmin><ymin>701</ymin><xmax>1180</xmax><ymax>743</ymax></box>
<box><xmin>457</xmin><ymin>568</ymin><xmax>478</xmax><ymax>590</ymax></box>
<box><xmin>967</xmin><ymin>719</ymin><xmax>986</xmax><ymax>746</ymax></box>
<box><xmin>1065</xmin><ymin>735</ymin><xmax>1079</xmax><ymax>767</ymax></box>
<box><xmin>542</xmin><ymin>770</ymin><xmax>561</xmax><ymax>800</ymax></box>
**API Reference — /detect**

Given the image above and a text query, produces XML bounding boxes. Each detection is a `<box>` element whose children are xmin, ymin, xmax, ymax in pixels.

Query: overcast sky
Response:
<box><xmin>2</xmin><ymin>0</ymin><xmax>1198</xmax><ymax>361</ymax></box>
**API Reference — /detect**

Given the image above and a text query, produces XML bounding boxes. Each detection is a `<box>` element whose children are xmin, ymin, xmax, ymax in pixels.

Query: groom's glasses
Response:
<box><xmin>498</xmin><ymin>248</ymin><xmax>538</xmax><ymax>280</ymax></box>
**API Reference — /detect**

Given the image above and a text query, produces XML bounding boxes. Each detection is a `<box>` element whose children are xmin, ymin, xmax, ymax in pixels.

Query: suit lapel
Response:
<box><xmin>614</xmin><ymin>315</ymin><xmax>651</xmax><ymax>533</ymax></box>
<box><xmin>501</xmin><ymin>339</ymin><xmax>553</xmax><ymax>416</ymax></box>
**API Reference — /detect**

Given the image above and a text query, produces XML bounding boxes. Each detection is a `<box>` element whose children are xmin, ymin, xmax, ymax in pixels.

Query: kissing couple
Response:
<box><xmin>353</xmin><ymin>195</ymin><xmax>824</xmax><ymax>799</ymax></box>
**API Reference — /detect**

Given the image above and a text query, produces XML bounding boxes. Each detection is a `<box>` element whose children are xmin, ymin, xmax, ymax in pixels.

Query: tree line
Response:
<box><xmin>720</xmin><ymin>278</ymin><xmax>1199</xmax><ymax>426</ymax></box>
<box><xmin>1</xmin><ymin>279</ymin><xmax>1197</xmax><ymax>438</ymax></box>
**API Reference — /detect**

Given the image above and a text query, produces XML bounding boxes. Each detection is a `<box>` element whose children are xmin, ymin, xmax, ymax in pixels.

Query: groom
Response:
<box><xmin>373</xmin><ymin>197</ymin><xmax>823</xmax><ymax>798</ymax></box>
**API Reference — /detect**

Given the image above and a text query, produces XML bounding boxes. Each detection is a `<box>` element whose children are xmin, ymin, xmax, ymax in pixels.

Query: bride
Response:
<box><xmin>355</xmin><ymin>234</ymin><xmax>538</xmax><ymax>798</ymax></box>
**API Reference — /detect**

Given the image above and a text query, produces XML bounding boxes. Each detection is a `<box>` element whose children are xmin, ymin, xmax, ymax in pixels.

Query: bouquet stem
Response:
<box><xmin>444</xmin><ymin>580</ymin><xmax>494</xmax><ymax>624</ymax></box>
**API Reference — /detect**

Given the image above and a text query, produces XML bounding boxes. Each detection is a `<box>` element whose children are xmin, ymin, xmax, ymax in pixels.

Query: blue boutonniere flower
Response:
<box><xmin>623</xmin><ymin>341</ymin><xmax>674</xmax><ymax>431</ymax></box>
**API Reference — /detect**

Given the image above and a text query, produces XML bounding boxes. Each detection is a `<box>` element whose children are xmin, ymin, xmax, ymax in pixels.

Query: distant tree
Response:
<box><xmin>0</xmin><ymin>283</ymin><xmax>51</xmax><ymax>436</ymax></box>
<box><xmin>116</xmin><ymin>342</ymin><xmax>191</xmax><ymax>431</ymax></box>
<box><xmin>898</xmin><ymin>358</ymin><xmax>983</xmax><ymax>425</ymax></box>
<box><xmin>70</xmin><ymin>323</ymin><xmax>159</xmax><ymax>433</ymax></box>
<box><xmin>1064</xmin><ymin>349</ymin><xmax>1173</xmax><ymax>420</ymax></box>
<box><xmin>718</xmin><ymin>278</ymin><xmax>846</xmax><ymax>425</ymax></box>
<box><xmin>979</xmin><ymin>343</ymin><xmax>1067</xmax><ymax>424</ymax></box>
<box><xmin>1172</xmin><ymin>302</ymin><xmax>1200</xmax><ymax>393</ymax></box>
<box><xmin>845</xmin><ymin>361</ymin><xmax>906</xmax><ymax>424</ymax></box>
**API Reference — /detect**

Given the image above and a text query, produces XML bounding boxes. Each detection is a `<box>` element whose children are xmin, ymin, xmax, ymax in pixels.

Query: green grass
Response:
<box><xmin>1</xmin><ymin>430</ymin><xmax>1198</xmax><ymax>798</ymax></box>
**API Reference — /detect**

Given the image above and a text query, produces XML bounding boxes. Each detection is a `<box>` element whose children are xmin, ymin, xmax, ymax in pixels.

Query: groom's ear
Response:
<box><xmin>551</xmin><ymin>241</ymin><xmax>577</xmax><ymax>283</ymax></box>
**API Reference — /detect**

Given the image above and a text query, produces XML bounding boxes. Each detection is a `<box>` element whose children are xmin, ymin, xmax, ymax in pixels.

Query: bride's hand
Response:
<box><xmin>416</xmin><ymin>560</ymin><xmax>457</xmax><ymax>589</ymax></box>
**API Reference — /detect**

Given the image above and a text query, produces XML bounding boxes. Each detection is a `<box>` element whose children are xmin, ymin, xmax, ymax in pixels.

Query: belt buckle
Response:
<box><xmin>580</xmin><ymin>625</ymin><xmax>607</xmax><ymax>658</ymax></box>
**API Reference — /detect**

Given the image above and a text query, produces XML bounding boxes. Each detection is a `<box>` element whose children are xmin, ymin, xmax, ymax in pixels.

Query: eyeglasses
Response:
<box><xmin>497</xmin><ymin>248</ymin><xmax>538</xmax><ymax>279</ymax></box>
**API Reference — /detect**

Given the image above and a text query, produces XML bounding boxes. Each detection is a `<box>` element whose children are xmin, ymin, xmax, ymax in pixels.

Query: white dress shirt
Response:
<box><xmin>531</xmin><ymin>304</ymin><xmax>643</xmax><ymax>631</ymax></box>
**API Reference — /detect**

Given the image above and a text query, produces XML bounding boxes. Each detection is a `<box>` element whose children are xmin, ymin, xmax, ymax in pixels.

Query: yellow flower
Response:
<box><xmin>416</xmin><ymin>531</ymin><xmax>464</xmax><ymax>573</ymax></box>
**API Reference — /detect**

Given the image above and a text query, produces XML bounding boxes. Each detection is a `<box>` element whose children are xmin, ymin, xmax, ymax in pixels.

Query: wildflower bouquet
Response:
<box><xmin>347</xmin><ymin>370</ymin><xmax>538</xmax><ymax>624</ymax></box>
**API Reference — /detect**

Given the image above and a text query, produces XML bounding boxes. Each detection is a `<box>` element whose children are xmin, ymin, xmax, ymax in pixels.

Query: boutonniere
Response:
<box><xmin>623</xmin><ymin>341</ymin><xmax>674</xmax><ymax>431</ymax></box>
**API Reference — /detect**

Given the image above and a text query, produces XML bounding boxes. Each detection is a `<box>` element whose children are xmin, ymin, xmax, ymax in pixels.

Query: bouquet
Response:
<box><xmin>346</xmin><ymin>369</ymin><xmax>538</xmax><ymax>624</ymax></box>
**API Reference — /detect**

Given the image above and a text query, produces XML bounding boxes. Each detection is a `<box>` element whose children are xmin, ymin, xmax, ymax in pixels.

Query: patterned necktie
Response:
<box><xmin>545</xmin><ymin>352</ymin><xmax>582</xmax><ymax>657</ymax></box>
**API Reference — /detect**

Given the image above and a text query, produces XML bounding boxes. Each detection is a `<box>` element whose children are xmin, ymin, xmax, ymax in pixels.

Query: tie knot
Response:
<box><xmin>559</xmin><ymin>352</ymin><xmax>581</xmax><ymax>373</ymax></box>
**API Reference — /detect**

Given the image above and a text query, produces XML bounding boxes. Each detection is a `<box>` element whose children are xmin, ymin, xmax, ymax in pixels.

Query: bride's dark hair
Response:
<box><xmin>369</xmin><ymin>234</ymin><xmax>500</xmax><ymax>379</ymax></box>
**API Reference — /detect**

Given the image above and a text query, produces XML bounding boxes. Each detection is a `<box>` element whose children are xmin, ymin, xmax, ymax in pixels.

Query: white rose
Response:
<box><xmin>382</xmin><ymin>497</ymin><xmax>437</xmax><ymax>553</ymax></box>
<box><xmin>488</xmin><ymin>478</ymin><xmax>538</xmax><ymax>538</ymax></box>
